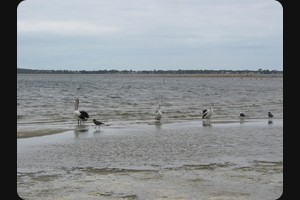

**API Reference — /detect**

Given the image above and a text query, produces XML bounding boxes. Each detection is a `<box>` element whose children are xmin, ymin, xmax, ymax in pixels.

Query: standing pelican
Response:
<box><xmin>155</xmin><ymin>103</ymin><xmax>163</xmax><ymax>123</ymax></box>
<box><xmin>73</xmin><ymin>98</ymin><xmax>89</xmax><ymax>125</ymax></box>
<box><xmin>202</xmin><ymin>101</ymin><xmax>213</xmax><ymax>122</ymax></box>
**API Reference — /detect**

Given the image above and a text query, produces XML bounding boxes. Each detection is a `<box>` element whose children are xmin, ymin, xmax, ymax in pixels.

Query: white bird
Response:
<box><xmin>202</xmin><ymin>101</ymin><xmax>213</xmax><ymax>122</ymax></box>
<box><xmin>73</xmin><ymin>98</ymin><xmax>89</xmax><ymax>125</ymax></box>
<box><xmin>268</xmin><ymin>112</ymin><xmax>273</xmax><ymax>118</ymax></box>
<box><xmin>93</xmin><ymin>119</ymin><xmax>104</xmax><ymax>129</ymax></box>
<box><xmin>155</xmin><ymin>103</ymin><xmax>163</xmax><ymax>123</ymax></box>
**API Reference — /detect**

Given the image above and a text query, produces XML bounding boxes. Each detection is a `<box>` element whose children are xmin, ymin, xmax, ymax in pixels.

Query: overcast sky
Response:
<box><xmin>17</xmin><ymin>0</ymin><xmax>283</xmax><ymax>71</ymax></box>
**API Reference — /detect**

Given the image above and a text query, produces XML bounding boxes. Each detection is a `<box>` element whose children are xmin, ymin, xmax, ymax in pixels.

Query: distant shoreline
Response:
<box><xmin>17</xmin><ymin>68</ymin><xmax>282</xmax><ymax>76</ymax></box>
<box><xmin>17</xmin><ymin>73</ymin><xmax>282</xmax><ymax>78</ymax></box>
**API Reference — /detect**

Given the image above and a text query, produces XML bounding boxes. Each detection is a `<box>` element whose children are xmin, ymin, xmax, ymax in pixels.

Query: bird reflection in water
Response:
<box><xmin>202</xmin><ymin>120</ymin><xmax>212</xmax><ymax>127</ymax></box>
<box><xmin>94</xmin><ymin>129</ymin><xmax>101</xmax><ymax>134</ymax></box>
<box><xmin>155</xmin><ymin>121</ymin><xmax>162</xmax><ymax>129</ymax></box>
<box><xmin>74</xmin><ymin>124</ymin><xmax>89</xmax><ymax>137</ymax></box>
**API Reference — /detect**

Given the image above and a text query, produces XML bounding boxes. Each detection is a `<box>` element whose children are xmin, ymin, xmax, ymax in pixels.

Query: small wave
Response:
<box><xmin>165</xmin><ymin>162</ymin><xmax>233</xmax><ymax>170</ymax></box>
<box><xmin>234</xmin><ymin>160</ymin><xmax>283</xmax><ymax>173</ymax></box>
<box><xmin>74</xmin><ymin>166</ymin><xmax>158</xmax><ymax>175</ymax></box>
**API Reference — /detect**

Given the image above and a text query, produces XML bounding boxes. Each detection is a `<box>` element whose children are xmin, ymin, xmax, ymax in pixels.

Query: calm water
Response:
<box><xmin>17</xmin><ymin>74</ymin><xmax>283</xmax><ymax>199</ymax></box>
<box><xmin>17</xmin><ymin>74</ymin><xmax>283</xmax><ymax>132</ymax></box>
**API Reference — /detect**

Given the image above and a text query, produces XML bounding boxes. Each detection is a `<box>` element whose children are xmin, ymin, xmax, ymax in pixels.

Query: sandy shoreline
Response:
<box><xmin>17</xmin><ymin>128</ymin><xmax>71</xmax><ymax>139</ymax></box>
<box><xmin>17</xmin><ymin>119</ymin><xmax>263</xmax><ymax>139</ymax></box>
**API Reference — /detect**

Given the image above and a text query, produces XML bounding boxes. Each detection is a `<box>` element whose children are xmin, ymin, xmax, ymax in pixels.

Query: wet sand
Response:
<box><xmin>17</xmin><ymin>129</ymin><xmax>70</xmax><ymax>139</ymax></box>
<box><xmin>17</xmin><ymin>119</ymin><xmax>283</xmax><ymax>200</ymax></box>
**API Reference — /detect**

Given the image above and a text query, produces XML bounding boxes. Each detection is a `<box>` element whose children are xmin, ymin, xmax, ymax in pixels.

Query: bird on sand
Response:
<box><xmin>155</xmin><ymin>103</ymin><xmax>163</xmax><ymax>123</ymax></box>
<box><xmin>268</xmin><ymin>112</ymin><xmax>273</xmax><ymax>118</ymax></box>
<box><xmin>202</xmin><ymin>101</ymin><xmax>213</xmax><ymax>122</ymax></box>
<box><xmin>93</xmin><ymin>119</ymin><xmax>104</xmax><ymax>129</ymax></box>
<box><xmin>73</xmin><ymin>98</ymin><xmax>89</xmax><ymax>125</ymax></box>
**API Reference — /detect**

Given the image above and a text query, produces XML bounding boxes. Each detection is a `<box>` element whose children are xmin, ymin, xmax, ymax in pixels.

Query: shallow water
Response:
<box><xmin>17</xmin><ymin>74</ymin><xmax>283</xmax><ymax>133</ymax></box>
<box><xmin>17</xmin><ymin>120</ymin><xmax>283</xmax><ymax>199</ymax></box>
<box><xmin>17</xmin><ymin>74</ymin><xmax>283</xmax><ymax>199</ymax></box>
<box><xmin>18</xmin><ymin>120</ymin><xmax>283</xmax><ymax>171</ymax></box>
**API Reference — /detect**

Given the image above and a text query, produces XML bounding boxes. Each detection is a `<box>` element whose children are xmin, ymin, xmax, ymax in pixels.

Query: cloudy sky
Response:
<box><xmin>17</xmin><ymin>0</ymin><xmax>283</xmax><ymax>71</ymax></box>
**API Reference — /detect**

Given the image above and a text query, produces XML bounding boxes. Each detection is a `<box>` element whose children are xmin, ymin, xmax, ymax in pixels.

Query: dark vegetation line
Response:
<box><xmin>17</xmin><ymin>68</ymin><xmax>282</xmax><ymax>75</ymax></box>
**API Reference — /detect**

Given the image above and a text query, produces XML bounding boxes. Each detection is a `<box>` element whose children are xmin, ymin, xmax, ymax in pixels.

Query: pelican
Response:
<box><xmin>73</xmin><ymin>98</ymin><xmax>89</xmax><ymax>125</ymax></box>
<box><xmin>93</xmin><ymin>119</ymin><xmax>104</xmax><ymax>129</ymax></box>
<box><xmin>202</xmin><ymin>101</ymin><xmax>213</xmax><ymax>122</ymax></box>
<box><xmin>155</xmin><ymin>103</ymin><xmax>163</xmax><ymax>123</ymax></box>
<box><xmin>268</xmin><ymin>112</ymin><xmax>273</xmax><ymax>118</ymax></box>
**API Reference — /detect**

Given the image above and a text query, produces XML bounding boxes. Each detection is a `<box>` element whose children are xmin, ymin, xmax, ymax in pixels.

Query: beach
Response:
<box><xmin>17</xmin><ymin>119</ymin><xmax>283</xmax><ymax>200</ymax></box>
<box><xmin>17</xmin><ymin>74</ymin><xmax>283</xmax><ymax>199</ymax></box>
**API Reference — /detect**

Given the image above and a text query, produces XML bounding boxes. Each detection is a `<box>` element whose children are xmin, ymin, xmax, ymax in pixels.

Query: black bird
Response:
<box><xmin>240</xmin><ymin>112</ymin><xmax>246</xmax><ymax>117</ymax></box>
<box><xmin>268</xmin><ymin>112</ymin><xmax>273</xmax><ymax>118</ymax></box>
<box><xmin>73</xmin><ymin>98</ymin><xmax>89</xmax><ymax>125</ymax></box>
<box><xmin>93</xmin><ymin>119</ymin><xmax>104</xmax><ymax>129</ymax></box>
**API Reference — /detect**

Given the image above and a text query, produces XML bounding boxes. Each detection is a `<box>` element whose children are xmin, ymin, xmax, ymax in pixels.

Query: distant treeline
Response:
<box><xmin>17</xmin><ymin>68</ymin><xmax>283</xmax><ymax>75</ymax></box>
